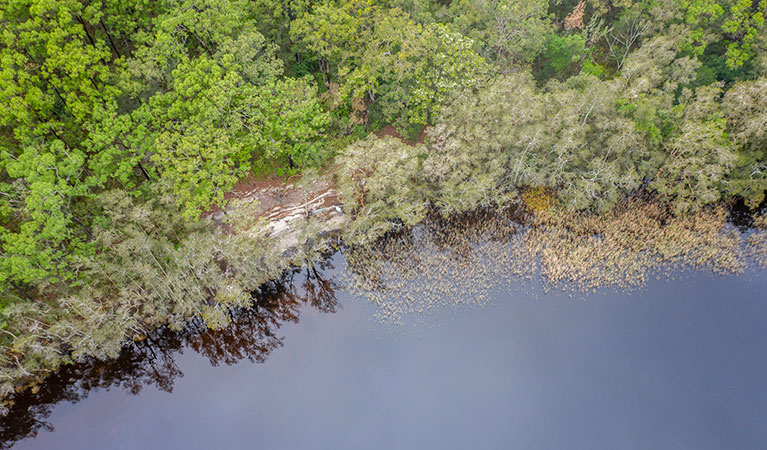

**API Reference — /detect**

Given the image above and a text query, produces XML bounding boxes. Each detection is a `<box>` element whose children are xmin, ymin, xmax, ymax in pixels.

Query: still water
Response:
<box><xmin>3</xmin><ymin>252</ymin><xmax>767</xmax><ymax>450</ymax></box>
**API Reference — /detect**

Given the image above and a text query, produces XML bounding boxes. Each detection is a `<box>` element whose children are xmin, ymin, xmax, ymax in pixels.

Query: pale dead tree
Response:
<box><xmin>606</xmin><ymin>18</ymin><xmax>651</xmax><ymax>70</ymax></box>
<box><xmin>564</xmin><ymin>0</ymin><xmax>586</xmax><ymax>30</ymax></box>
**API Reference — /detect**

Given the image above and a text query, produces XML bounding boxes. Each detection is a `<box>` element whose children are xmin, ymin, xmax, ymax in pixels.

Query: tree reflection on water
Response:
<box><xmin>0</xmin><ymin>259</ymin><xmax>339</xmax><ymax>449</ymax></box>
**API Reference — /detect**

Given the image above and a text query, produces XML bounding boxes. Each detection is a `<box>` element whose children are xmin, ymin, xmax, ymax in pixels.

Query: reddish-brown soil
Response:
<box><xmin>374</xmin><ymin>125</ymin><xmax>428</xmax><ymax>146</ymax></box>
<box><xmin>204</xmin><ymin>126</ymin><xmax>422</xmax><ymax>225</ymax></box>
<box><xmin>204</xmin><ymin>174</ymin><xmax>341</xmax><ymax>224</ymax></box>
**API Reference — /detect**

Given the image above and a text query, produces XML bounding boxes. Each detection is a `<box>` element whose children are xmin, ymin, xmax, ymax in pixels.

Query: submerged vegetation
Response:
<box><xmin>345</xmin><ymin>203</ymin><xmax>767</xmax><ymax>323</ymax></box>
<box><xmin>1</xmin><ymin>0</ymin><xmax>767</xmax><ymax>412</ymax></box>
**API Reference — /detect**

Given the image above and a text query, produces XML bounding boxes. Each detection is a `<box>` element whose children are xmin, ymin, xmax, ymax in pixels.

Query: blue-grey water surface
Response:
<box><xmin>6</xmin><ymin>253</ymin><xmax>767</xmax><ymax>450</ymax></box>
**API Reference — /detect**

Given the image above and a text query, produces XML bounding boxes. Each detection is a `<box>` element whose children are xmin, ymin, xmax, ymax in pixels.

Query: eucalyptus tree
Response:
<box><xmin>0</xmin><ymin>140</ymin><xmax>91</xmax><ymax>289</ymax></box>
<box><xmin>721</xmin><ymin>77</ymin><xmax>767</xmax><ymax>207</ymax></box>
<box><xmin>425</xmin><ymin>72</ymin><xmax>544</xmax><ymax>213</ymax></box>
<box><xmin>125</xmin><ymin>0</ymin><xmax>283</xmax><ymax>94</ymax></box>
<box><xmin>247</xmin><ymin>0</ymin><xmax>317</xmax><ymax>64</ymax></box>
<box><xmin>291</xmin><ymin>0</ymin><xmax>487</xmax><ymax>128</ymax></box>
<box><xmin>449</xmin><ymin>0</ymin><xmax>554</xmax><ymax>69</ymax></box>
<box><xmin>405</xmin><ymin>23</ymin><xmax>489</xmax><ymax>125</ymax></box>
<box><xmin>650</xmin><ymin>85</ymin><xmax>736</xmax><ymax>212</ymax></box>
<box><xmin>289</xmin><ymin>0</ymin><xmax>374</xmax><ymax>85</ymax></box>
<box><xmin>337</xmin><ymin>136</ymin><xmax>430</xmax><ymax>243</ymax></box>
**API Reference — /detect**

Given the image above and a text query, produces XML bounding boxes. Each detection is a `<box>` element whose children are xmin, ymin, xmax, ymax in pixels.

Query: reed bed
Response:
<box><xmin>344</xmin><ymin>202</ymin><xmax>765</xmax><ymax>323</ymax></box>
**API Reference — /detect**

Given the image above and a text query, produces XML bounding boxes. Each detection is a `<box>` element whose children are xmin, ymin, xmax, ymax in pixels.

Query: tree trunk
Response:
<box><xmin>137</xmin><ymin>161</ymin><xmax>152</xmax><ymax>182</ymax></box>
<box><xmin>100</xmin><ymin>19</ymin><xmax>122</xmax><ymax>58</ymax></box>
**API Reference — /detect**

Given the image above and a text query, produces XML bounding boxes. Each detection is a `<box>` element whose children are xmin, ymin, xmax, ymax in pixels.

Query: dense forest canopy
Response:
<box><xmin>0</xmin><ymin>0</ymin><xmax>766</xmax><ymax>409</ymax></box>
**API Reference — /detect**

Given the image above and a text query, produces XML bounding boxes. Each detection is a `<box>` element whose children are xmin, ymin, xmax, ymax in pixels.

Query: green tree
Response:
<box><xmin>405</xmin><ymin>23</ymin><xmax>489</xmax><ymax>125</ymax></box>
<box><xmin>722</xmin><ymin>77</ymin><xmax>767</xmax><ymax>206</ymax></box>
<box><xmin>248</xmin><ymin>0</ymin><xmax>316</xmax><ymax>65</ymax></box>
<box><xmin>449</xmin><ymin>0</ymin><xmax>553</xmax><ymax>69</ymax></box>
<box><xmin>292</xmin><ymin>1</ymin><xmax>487</xmax><ymax>127</ymax></box>
<box><xmin>257</xmin><ymin>77</ymin><xmax>331</xmax><ymax>168</ymax></box>
<box><xmin>539</xmin><ymin>33</ymin><xmax>587</xmax><ymax>79</ymax></box>
<box><xmin>1</xmin><ymin>140</ymin><xmax>91</xmax><ymax>288</ymax></box>
<box><xmin>0</xmin><ymin>0</ymin><xmax>122</xmax><ymax>290</ymax></box>
<box><xmin>721</xmin><ymin>0</ymin><xmax>766</xmax><ymax>68</ymax></box>
<box><xmin>0</xmin><ymin>0</ymin><xmax>118</xmax><ymax>144</ymax></box>
<box><xmin>677</xmin><ymin>0</ymin><xmax>767</xmax><ymax>68</ymax></box>
<box><xmin>651</xmin><ymin>85</ymin><xmax>736</xmax><ymax>211</ymax></box>
<box><xmin>148</xmin><ymin>53</ymin><xmax>328</xmax><ymax>218</ymax></box>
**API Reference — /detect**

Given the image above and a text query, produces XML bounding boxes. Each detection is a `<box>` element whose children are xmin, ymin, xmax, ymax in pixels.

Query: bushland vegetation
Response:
<box><xmin>0</xmin><ymin>264</ymin><xmax>339</xmax><ymax>446</ymax></box>
<box><xmin>1</xmin><ymin>0</ymin><xmax>766</xmax><ymax>409</ymax></box>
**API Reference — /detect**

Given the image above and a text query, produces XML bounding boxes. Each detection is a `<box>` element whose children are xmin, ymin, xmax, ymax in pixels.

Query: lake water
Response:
<box><xmin>3</xmin><ymin>252</ymin><xmax>767</xmax><ymax>450</ymax></box>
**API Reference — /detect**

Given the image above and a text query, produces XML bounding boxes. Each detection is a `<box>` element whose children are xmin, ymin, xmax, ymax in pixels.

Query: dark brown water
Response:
<box><xmin>3</xmin><ymin>252</ymin><xmax>767</xmax><ymax>450</ymax></box>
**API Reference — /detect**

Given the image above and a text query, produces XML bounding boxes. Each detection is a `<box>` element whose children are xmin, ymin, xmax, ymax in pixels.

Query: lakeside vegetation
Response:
<box><xmin>345</xmin><ymin>204</ymin><xmax>767</xmax><ymax>323</ymax></box>
<box><xmin>1</xmin><ymin>0</ymin><xmax>767</xmax><ymax>410</ymax></box>
<box><xmin>0</xmin><ymin>263</ymin><xmax>339</xmax><ymax>447</ymax></box>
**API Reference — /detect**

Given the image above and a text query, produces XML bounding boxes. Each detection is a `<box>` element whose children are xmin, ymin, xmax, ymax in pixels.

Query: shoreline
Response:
<box><xmin>2</xmin><ymin>190</ymin><xmax>766</xmax><ymax>418</ymax></box>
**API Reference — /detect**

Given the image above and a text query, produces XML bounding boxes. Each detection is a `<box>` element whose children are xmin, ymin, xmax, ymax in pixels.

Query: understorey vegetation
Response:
<box><xmin>1</xmin><ymin>0</ymin><xmax>766</xmax><ymax>411</ymax></box>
